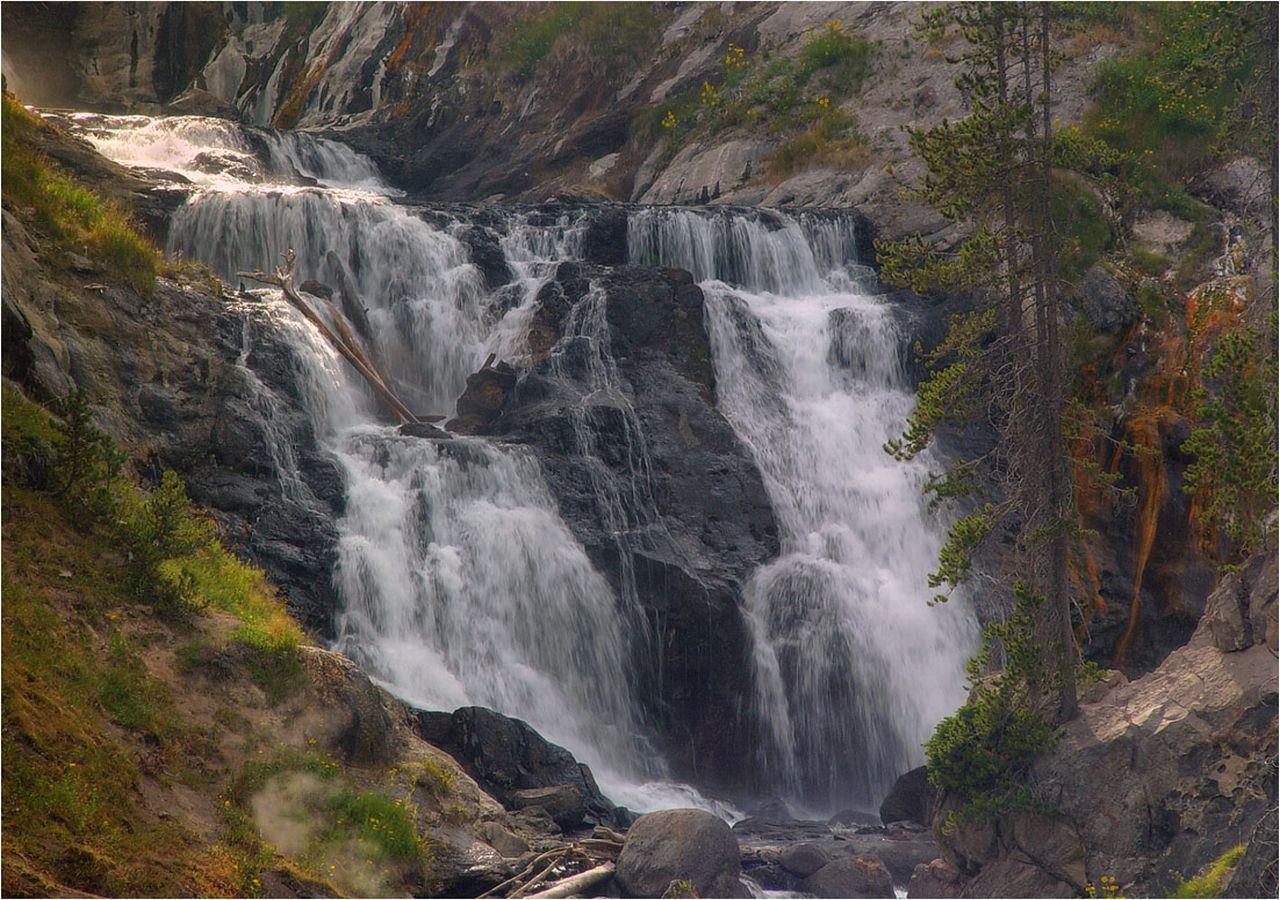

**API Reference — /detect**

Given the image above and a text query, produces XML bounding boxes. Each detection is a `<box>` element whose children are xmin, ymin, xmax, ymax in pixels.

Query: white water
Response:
<box><xmin>75</xmin><ymin>114</ymin><xmax>732</xmax><ymax>816</ymax></box>
<box><xmin>74</xmin><ymin>112</ymin><xmax>973</xmax><ymax>816</ymax></box>
<box><xmin>629</xmin><ymin>209</ymin><xmax>976</xmax><ymax>812</ymax></box>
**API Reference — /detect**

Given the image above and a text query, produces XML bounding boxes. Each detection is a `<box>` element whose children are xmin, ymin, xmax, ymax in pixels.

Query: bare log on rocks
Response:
<box><xmin>239</xmin><ymin>250</ymin><xmax>419</xmax><ymax>425</ymax></box>
<box><xmin>526</xmin><ymin>863</ymin><xmax>616</xmax><ymax>899</ymax></box>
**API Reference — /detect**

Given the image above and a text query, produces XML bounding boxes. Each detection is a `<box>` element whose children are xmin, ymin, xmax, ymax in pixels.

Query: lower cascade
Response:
<box><xmin>70</xmin><ymin>112</ymin><xmax>975</xmax><ymax>816</ymax></box>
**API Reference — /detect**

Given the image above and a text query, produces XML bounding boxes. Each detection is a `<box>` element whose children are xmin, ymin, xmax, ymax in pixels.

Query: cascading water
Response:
<box><xmin>71</xmin><ymin>110</ymin><xmax>973</xmax><ymax>817</ymax></box>
<box><xmin>72</xmin><ymin>114</ymin><xmax>729</xmax><ymax>815</ymax></box>
<box><xmin>628</xmin><ymin>208</ymin><xmax>977</xmax><ymax>812</ymax></box>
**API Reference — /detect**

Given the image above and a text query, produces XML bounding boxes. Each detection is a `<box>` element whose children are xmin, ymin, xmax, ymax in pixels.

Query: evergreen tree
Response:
<box><xmin>877</xmin><ymin>2</ymin><xmax>1112</xmax><ymax>721</ymax></box>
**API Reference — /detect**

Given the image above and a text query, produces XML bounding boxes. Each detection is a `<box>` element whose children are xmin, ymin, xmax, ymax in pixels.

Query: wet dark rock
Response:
<box><xmin>880</xmin><ymin>766</ymin><xmax>936</xmax><ymax>827</ymax></box>
<box><xmin>581</xmin><ymin>205</ymin><xmax>630</xmax><ymax>266</ymax></box>
<box><xmin>413</xmin><ymin>706</ymin><xmax>623</xmax><ymax>828</ymax></box>
<box><xmin>456</xmin><ymin>223</ymin><xmax>513</xmax><ymax>289</ymax></box>
<box><xmin>399</xmin><ymin>420</ymin><xmax>451</xmax><ymax>439</ymax></box>
<box><xmin>480</xmin><ymin>262</ymin><xmax>779</xmax><ymax>796</ymax></box>
<box><xmin>616</xmin><ymin>809</ymin><xmax>748</xmax><ymax>899</ymax></box>
<box><xmin>446</xmin><ymin>361</ymin><xmax>517</xmax><ymax>434</ymax></box>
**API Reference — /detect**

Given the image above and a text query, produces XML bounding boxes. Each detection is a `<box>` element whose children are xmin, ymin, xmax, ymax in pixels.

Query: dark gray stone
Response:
<box><xmin>616</xmin><ymin>809</ymin><xmax>748</xmax><ymax>899</ymax></box>
<box><xmin>880</xmin><ymin>766</ymin><xmax>936</xmax><ymax>827</ymax></box>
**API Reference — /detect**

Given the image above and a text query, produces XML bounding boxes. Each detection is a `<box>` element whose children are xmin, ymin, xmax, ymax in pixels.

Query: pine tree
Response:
<box><xmin>877</xmin><ymin>2</ymin><xmax>1111</xmax><ymax>722</ymax></box>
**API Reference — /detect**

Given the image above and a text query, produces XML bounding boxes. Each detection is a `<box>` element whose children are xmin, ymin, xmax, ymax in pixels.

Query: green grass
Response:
<box><xmin>1050</xmin><ymin>176</ymin><xmax>1114</xmax><ymax>283</ymax></box>
<box><xmin>647</xmin><ymin>19</ymin><xmax>875</xmax><ymax>175</ymax></box>
<box><xmin>768</xmin><ymin>109</ymin><xmax>869</xmax><ymax>177</ymax></box>
<box><xmin>2</xmin><ymin>96</ymin><xmax>159</xmax><ymax>293</ymax></box>
<box><xmin>1082</xmin><ymin>4</ymin><xmax>1266</xmax><ymax>210</ymax></box>
<box><xmin>323</xmin><ymin>787</ymin><xmax>422</xmax><ymax>863</ymax></box>
<box><xmin>1172</xmin><ymin>845</ymin><xmax>1245</xmax><ymax>898</ymax></box>
<box><xmin>494</xmin><ymin>2</ymin><xmax>665</xmax><ymax>80</ymax></box>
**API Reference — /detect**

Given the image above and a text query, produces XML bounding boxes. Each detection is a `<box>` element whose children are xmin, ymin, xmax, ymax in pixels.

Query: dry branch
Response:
<box><xmin>526</xmin><ymin>863</ymin><xmax>616</xmax><ymax>899</ymax></box>
<box><xmin>239</xmin><ymin>250</ymin><xmax>419</xmax><ymax>424</ymax></box>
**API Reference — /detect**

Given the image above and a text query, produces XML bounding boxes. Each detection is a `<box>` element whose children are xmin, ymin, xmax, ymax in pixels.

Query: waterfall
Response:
<box><xmin>76</xmin><ymin>114</ymin><xmax>731</xmax><ymax>815</ymax></box>
<box><xmin>77</xmin><ymin>110</ymin><xmax>974</xmax><ymax>817</ymax></box>
<box><xmin>628</xmin><ymin>208</ymin><xmax>976</xmax><ymax>812</ymax></box>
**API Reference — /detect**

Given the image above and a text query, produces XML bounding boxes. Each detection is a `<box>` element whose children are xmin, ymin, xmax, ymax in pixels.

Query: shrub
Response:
<box><xmin>494</xmin><ymin>3</ymin><xmax>665</xmax><ymax>81</ymax></box>
<box><xmin>1172</xmin><ymin>845</ymin><xmax>1245</xmax><ymax>898</ymax></box>
<box><xmin>51</xmin><ymin>390</ymin><xmax>127</xmax><ymax>515</ymax></box>
<box><xmin>924</xmin><ymin>586</ymin><xmax>1060</xmax><ymax>827</ymax></box>
<box><xmin>1182</xmin><ymin>320</ymin><xmax>1279</xmax><ymax>557</ymax></box>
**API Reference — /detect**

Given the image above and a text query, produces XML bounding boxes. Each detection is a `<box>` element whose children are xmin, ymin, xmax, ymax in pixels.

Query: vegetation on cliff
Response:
<box><xmin>878</xmin><ymin>0</ymin><xmax>1277</xmax><ymax>831</ymax></box>
<box><xmin>1</xmin><ymin>96</ymin><xmax>159</xmax><ymax>292</ymax></box>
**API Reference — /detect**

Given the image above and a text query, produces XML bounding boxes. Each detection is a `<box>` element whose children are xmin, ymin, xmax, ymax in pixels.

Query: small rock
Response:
<box><xmin>616</xmin><ymin>808</ymin><xmax>748</xmax><ymax>898</ymax></box>
<box><xmin>799</xmin><ymin>856</ymin><xmax>894</xmax><ymax>898</ymax></box>
<box><xmin>399</xmin><ymin>421</ymin><xmax>451</xmax><ymax>439</ymax></box>
<box><xmin>479</xmin><ymin>821</ymin><xmax>530</xmax><ymax>858</ymax></box>
<box><xmin>510</xmin><ymin>785</ymin><xmax>587</xmax><ymax>831</ymax></box>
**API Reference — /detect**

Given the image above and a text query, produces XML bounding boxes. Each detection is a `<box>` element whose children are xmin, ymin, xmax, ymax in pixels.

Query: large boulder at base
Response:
<box><xmin>413</xmin><ymin>706</ymin><xmax>621</xmax><ymax>828</ymax></box>
<box><xmin>799</xmin><ymin>857</ymin><xmax>895</xmax><ymax>898</ymax></box>
<box><xmin>880</xmin><ymin>766</ymin><xmax>936</xmax><ymax>826</ymax></box>
<box><xmin>616</xmin><ymin>809</ymin><xmax>748</xmax><ymax>898</ymax></box>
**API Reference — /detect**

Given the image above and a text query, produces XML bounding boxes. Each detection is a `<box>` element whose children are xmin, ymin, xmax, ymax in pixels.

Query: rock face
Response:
<box><xmin>414</xmin><ymin>706</ymin><xmax>623</xmax><ymax>830</ymax></box>
<box><xmin>1</xmin><ymin>204</ymin><xmax>340</xmax><ymax>635</ymax></box>
<box><xmin>616</xmin><ymin>809</ymin><xmax>748</xmax><ymax>899</ymax></box>
<box><xmin>932</xmin><ymin>544</ymin><xmax>1279</xmax><ymax>898</ymax></box>
<box><xmin>475</xmin><ymin>260</ymin><xmax>780</xmax><ymax>794</ymax></box>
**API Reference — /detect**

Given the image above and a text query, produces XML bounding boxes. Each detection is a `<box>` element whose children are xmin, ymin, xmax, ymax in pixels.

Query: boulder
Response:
<box><xmin>479</xmin><ymin>821</ymin><xmax>529</xmax><ymax>859</ymax></box>
<box><xmin>509</xmin><ymin>785</ymin><xmax>587</xmax><ymax>831</ymax></box>
<box><xmin>908</xmin><ymin>858</ymin><xmax>964</xmax><ymax>898</ymax></box>
<box><xmin>413</xmin><ymin>706</ymin><xmax>622</xmax><ymax>827</ymax></box>
<box><xmin>880</xmin><ymin>766</ymin><xmax>936</xmax><ymax>827</ymax></box>
<box><xmin>774</xmin><ymin>841</ymin><xmax>834</xmax><ymax>878</ymax></box>
<box><xmin>616</xmin><ymin>809</ymin><xmax>748</xmax><ymax>899</ymax></box>
<box><xmin>1077</xmin><ymin>264</ymin><xmax>1136</xmax><ymax>334</ymax></box>
<box><xmin>799</xmin><ymin>857</ymin><xmax>894</xmax><ymax>898</ymax></box>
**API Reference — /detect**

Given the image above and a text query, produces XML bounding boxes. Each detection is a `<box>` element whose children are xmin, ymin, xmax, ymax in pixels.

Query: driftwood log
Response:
<box><xmin>527</xmin><ymin>863</ymin><xmax>616</xmax><ymax>899</ymax></box>
<box><xmin>238</xmin><ymin>250</ymin><xmax>419</xmax><ymax>425</ymax></box>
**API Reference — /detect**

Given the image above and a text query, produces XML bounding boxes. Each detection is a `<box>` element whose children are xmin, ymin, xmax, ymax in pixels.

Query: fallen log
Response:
<box><xmin>239</xmin><ymin>250</ymin><xmax>418</xmax><ymax>425</ymax></box>
<box><xmin>526</xmin><ymin>862</ymin><xmax>616</xmax><ymax>899</ymax></box>
<box><xmin>510</xmin><ymin>850</ymin><xmax>570</xmax><ymax>898</ymax></box>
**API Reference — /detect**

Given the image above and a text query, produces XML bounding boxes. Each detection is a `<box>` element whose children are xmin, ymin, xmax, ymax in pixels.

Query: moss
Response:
<box><xmin>1172</xmin><ymin>845</ymin><xmax>1245</xmax><ymax>898</ymax></box>
<box><xmin>2</xmin><ymin>96</ymin><xmax>159</xmax><ymax>293</ymax></box>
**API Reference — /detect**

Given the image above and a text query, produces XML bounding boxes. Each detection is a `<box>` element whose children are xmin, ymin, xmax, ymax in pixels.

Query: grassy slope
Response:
<box><xmin>0</xmin><ymin>104</ymin><xmax>471</xmax><ymax>898</ymax></box>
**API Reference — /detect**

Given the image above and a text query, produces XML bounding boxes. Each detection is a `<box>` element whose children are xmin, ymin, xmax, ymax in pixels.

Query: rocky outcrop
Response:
<box><xmin>413</xmin><ymin>706</ymin><xmax>625</xmax><ymax>830</ymax></box>
<box><xmin>616</xmin><ymin>809</ymin><xmax>748</xmax><ymax>898</ymax></box>
<box><xmin>1</xmin><ymin>204</ymin><xmax>342</xmax><ymax>636</ymax></box>
<box><xmin>932</xmin><ymin>544</ymin><xmax>1278</xmax><ymax>897</ymax></box>
<box><xmin>799</xmin><ymin>856</ymin><xmax>895</xmax><ymax>898</ymax></box>
<box><xmin>0</xmin><ymin>2</ymin><xmax>1105</xmax><ymax>241</ymax></box>
<box><xmin>470</xmin><ymin>260</ymin><xmax>781</xmax><ymax>795</ymax></box>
